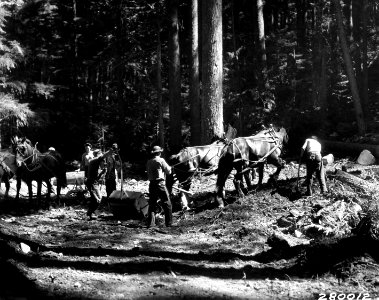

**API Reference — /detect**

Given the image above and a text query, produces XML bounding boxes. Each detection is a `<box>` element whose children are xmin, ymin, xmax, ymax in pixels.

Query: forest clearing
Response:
<box><xmin>0</xmin><ymin>156</ymin><xmax>379</xmax><ymax>300</ymax></box>
<box><xmin>1</xmin><ymin>0</ymin><xmax>379</xmax><ymax>299</ymax></box>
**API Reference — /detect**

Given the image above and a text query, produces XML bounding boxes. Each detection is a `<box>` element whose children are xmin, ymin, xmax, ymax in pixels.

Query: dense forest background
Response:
<box><xmin>0</xmin><ymin>0</ymin><xmax>378</xmax><ymax>162</ymax></box>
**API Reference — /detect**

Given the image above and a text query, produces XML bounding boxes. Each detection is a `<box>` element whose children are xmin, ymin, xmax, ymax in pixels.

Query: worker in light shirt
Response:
<box><xmin>300</xmin><ymin>136</ymin><xmax>328</xmax><ymax>196</ymax></box>
<box><xmin>146</xmin><ymin>145</ymin><xmax>173</xmax><ymax>228</ymax></box>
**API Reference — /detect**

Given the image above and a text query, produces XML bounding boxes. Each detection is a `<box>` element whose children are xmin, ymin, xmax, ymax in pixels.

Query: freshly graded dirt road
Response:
<box><xmin>0</xmin><ymin>162</ymin><xmax>378</xmax><ymax>299</ymax></box>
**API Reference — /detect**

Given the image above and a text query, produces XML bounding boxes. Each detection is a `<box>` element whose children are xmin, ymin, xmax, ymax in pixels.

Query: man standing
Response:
<box><xmin>105</xmin><ymin>143</ymin><xmax>121</xmax><ymax>198</ymax></box>
<box><xmin>300</xmin><ymin>136</ymin><xmax>328</xmax><ymax>196</ymax></box>
<box><xmin>81</xmin><ymin>143</ymin><xmax>93</xmax><ymax>178</ymax></box>
<box><xmin>86</xmin><ymin>148</ymin><xmax>114</xmax><ymax>220</ymax></box>
<box><xmin>146</xmin><ymin>145</ymin><xmax>173</xmax><ymax>228</ymax></box>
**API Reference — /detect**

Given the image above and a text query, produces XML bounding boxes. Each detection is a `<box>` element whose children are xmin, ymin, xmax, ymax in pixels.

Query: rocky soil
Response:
<box><xmin>0</xmin><ymin>159</ymin><xmax>379</xmax><ymax>300</ymax></box>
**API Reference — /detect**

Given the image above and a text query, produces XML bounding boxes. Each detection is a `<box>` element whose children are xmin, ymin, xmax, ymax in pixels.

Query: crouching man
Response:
<box><xmin>300</xmin><ymin>136</ymin><xmax>328</xmax><ymax>196</ymax></box>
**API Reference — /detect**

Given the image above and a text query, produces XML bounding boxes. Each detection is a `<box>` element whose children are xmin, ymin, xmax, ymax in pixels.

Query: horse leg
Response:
<box><xmin>180</xmin><ymin>181</ymin><xmax>192</xmax><ymax>210</ymax></box>
<box><xmin>233</xmin><ymin>163</ymin><xmax>246</xmax><ymax>197</ymax></box>
<box><xmin>256</xmin><ymin>163</ymin><xmax>265</xmax><ymax>190</ymax></box>
<box><xmin>269</xmin><ymin>157</ymin><xmax>286</xmax><ymax>187</ymax></box>
<box><xmin>36</xmin><ymin>180</ymin><xmax>42</xmax><ymax>208</ymax></box>
<box><xmin>45</xmin><ymin>179</ymin><xmax>53</xmax><ymax>208</ymax></box>
<box><xmin>27</xmin><ymin>181</ymin><xmax>36</xmax><ymax>207</ymax></box>
<box><xmin>215</xmin><ymin>160</ymin><xmax>234</xmax><ymax>208</ymax></box>
<box><xmin>15</xmin><ymin>177</ymin><xmax>22</xmax><ymax>200</ymax></box>
<box><xmin>4</xmin><ymin>178</ymin><xmax>10</xmax><ymax>199</ymax></box>
<box><xmin>57</xmin><ymin>183</ymin><xmax>63</xmax><ymax>207</ymax></box>
<box><xmin>242</xmin><ymin>166</ymin><xmax>253</xmax><ymax>191</ymax></box>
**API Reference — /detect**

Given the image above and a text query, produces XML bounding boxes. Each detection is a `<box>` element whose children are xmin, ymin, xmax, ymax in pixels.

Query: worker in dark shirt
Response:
<box><xmin>146</xmin><ymin>146</ymin><xmax>173</xmax><ymax>228</ymax></box>
<box><xmin>85</xmin><ymin>148</ymin><xmax>114</xmax><ymax>220</ymax></box>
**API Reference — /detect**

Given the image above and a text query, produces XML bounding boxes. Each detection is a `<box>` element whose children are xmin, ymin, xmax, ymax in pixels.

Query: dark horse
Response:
<box><xmin>12</xmin><ymin>137</ymin><xmax>67</xmax><ymax>206</ymax></box>
<box><xmin>215</xmin><ymin>127</ymin><xmax>289</xmax><ymax>207</ymax></box>
<box><xmin>0</xmin><ymin>149</ymin><xmax>18</xmax><ymax>198</ymax></box>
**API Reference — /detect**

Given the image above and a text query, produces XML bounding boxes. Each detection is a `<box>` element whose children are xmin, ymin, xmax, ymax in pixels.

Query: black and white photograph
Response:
<box><xmin>0</xmin><ymin>0</ymin><xmax>378</xmax><ymax>299</ymax></box>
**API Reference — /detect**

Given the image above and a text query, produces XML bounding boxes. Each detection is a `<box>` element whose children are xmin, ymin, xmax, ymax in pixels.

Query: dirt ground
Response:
<box><xmin>0</xmin><ymin>160</ymin><xmax>379</xmax><ymax>300</ymax></box>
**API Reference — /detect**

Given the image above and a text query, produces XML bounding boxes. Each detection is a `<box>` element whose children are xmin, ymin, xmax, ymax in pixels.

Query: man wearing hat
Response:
<box><xmin>105</xmin><ymin>143</ymin><xmax>121</xmax><ymax>198</ymax></box>
<box><xmin>300</xmin><ymin>135</ymin><xmax>328</xmax><ymax>196</ymax></box>
<box><xmin>85</xmin><ymin>148</ymin><xmax>114</xmax><ymax>220</ymax></box>
<box><xmin>81</xmin><ymin>142</ymin><xmax>94</xmax><ymax>178</ymax></box>
<box><xmin>146</xmin><ymin>145</ymin><xmax>173</xmax><ymax>227</ymax></box>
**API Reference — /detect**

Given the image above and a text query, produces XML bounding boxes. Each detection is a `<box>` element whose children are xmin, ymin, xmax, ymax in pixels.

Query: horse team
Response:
<box><xmin>168</xmin><ymin>125</ymin><xmax>288</xmax><ymax>208</ymax></box>
<box><xmin>0</xmin><ymin>137</ymin><xmax>67</xmax><ymax>206</ymax></box>
<box><xmin>0</xmin><ymin>125</ymin><xmax>288</xmax><ymax>210</ymax></box>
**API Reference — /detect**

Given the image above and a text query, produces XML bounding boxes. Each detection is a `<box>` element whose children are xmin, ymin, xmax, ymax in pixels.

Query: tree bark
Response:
<box><xmin>168</xmin><ymin>0</ymin><xmax>182</xmax><ymax>152</ymax></box>
<box><xmin>257</xmin><ymin>0</ymin><xmax>267</xmax><ymax>72</ymax></box>
<box><xmin>190</xmin><ymin>0</ymin><xmax>201</xmax><ymax>146</ymax></box>
<box><xmin>201</xmin><ymin>0</ymin><xmax>223</xmax><ymax>144</ymax></box>
<box><xmin>360</xmin><ymin>0</ymin><xmax>369</xmax><ymax>120</ymax></box>
<box><xmin>296</xmin><ymin>0</ymin><xmax>306</xmax><ymax>50</ymax></box>
<box><xmin>157</xmin><ymin>20</ymin><xmax>164</xmax><ymax>148</ymax></box>
<box><xmin>332</xmin><ymin>0</ymin><xmax>366</xmax><ymax>135</ymax></box>
<box><xmin>311</xmin><ymin>0</ymin><xmax>327</xmax><ymax>109</ymax></box>
<box><xmin>343</xmin><ymin>0</ymin><xmax>352</xmax><ymax>38</ymax></box>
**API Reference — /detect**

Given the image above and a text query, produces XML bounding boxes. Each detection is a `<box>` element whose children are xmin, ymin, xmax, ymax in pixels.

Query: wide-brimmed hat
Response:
<box><xmin>151</xmin><ymin>145</ymin><xmax>163</xmax><ymax>154</ymax></box>
<box><xmin>84</xmin><ymin>142</ymin><xmax>92</xmax><ymax>148</ymax></box>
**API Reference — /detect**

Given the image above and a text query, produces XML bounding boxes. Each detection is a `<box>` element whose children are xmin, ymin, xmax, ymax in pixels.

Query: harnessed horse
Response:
<box><xmin>0</xmin><ymin>149</ymin><xmax>18</xmax><ymax>198</ymax></box>
<box><xmin>167</xmin><ymin>140</ymin><xmax>226</xmax><ymax>210</ymax></box>
<box><xmin>215</xmin><ymin>127</ymin><xmax>289</xmax><ymax>207</ymax></box>
<box><xmin>12</xmin><ymin>137</ymin><xmax>67</xmax><ymax>206</ymax></box>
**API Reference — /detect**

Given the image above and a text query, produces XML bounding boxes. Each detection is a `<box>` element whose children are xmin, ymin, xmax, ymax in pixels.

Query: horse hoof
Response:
<box><xmin>216</xmin><ymin>198</ymin><xmax>225</xmax><ymax>208</ymax></box>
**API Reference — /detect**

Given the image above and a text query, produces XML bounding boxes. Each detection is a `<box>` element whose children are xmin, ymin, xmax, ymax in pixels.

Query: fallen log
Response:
<box><xmin>341</xmin><ymin>163</ymin><xmax>379</xmax><ymax>174</ymax></box>
<box><xmin>333</xmin><ymin>170</ymin><xmax>378</xmax><ymax>194</ymax></box>
<box><xmin>320</xmin><ymin>140</ymin><xmax>379</xmax><ymax>159</ymax></box>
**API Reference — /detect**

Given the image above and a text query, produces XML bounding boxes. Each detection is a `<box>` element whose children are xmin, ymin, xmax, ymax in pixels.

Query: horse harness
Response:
<box><xmin>229</xmin><ymin>128</ymin><xmax>284</xmax><ymax>167</ymax></box>
<box><xmin>16</xmin><ymin>144</ymin><xmax>59</xmax><ymax>177</ymax></box>
<box><xmin>171</xmin><ymin>144</ymin><xmax>224</xmax><ymax>186</ymax></box>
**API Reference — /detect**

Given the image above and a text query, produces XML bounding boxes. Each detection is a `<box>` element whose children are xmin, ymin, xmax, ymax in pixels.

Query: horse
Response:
<box><xmin>215</xmin><ymin>126</ymin><xmax>289</xmax><ymax>207</ymax></box>
<box><xmin>0</xmin><ymin>149</ymin><xmax>18</xmax><ymax>198</ymax></box>
<box><xmin>167</xmin><ymin>140</ymin><xmax>226</xmax><ymax>209</ymax></box>
<box><xmin>12</xmin><ymin>137</ymin><xmax>67</xmax><ymax>207</ymax></box>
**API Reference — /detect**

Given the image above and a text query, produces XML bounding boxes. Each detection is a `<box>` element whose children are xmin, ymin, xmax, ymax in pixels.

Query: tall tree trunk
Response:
<box><xmin>157</xmin><ymin>20</ymin><xmax>164</xmax><ymax>148</ymax></box>
<box><xmin>168</xmin><ymin>0</ymin><xmax>182</xmax><ymax>152</ymax></box>
<box><xmin>201</xmin><ymin>0</ymin><xmax>223</xmax><ymax>144</ymax></box>
<box><xmin>190</xmin><ymin>0</ymin><xmax>201</xmax><ymax>146</ymax></box>
<box><xmin>333</xmin><ymin>0</ymin><xmax>366</xmax><ymax>135</ymax></box>
<box><xmin>257</xmin><ymin>0</ymin><xmax>267</xmax><ymax>72</ymax></box>
<box><xmin>311</xmin><ymin>0</ymin><xmax>327</xmax><ymax>109</ymax></box>
<box><xmin>116</xmin><ymin>0</ymin><xmax>126</xmax><ymax>150</ymax></box>
<box><xmin>296</xmin><ymin>0</ymin><xmax>306</xmax><ymax>50</ymax></box>
<box><xmin>352</xmin><ymin>0</ymin><xmax>362</xmax><ymax>93</ymax></box>
<box><xmin>343</xmin><ymin>0</ymin><xmax>352</xmax><ymax>38</ymax></box>
<box><xmin>71</xmin><ymin>0</ymin><xmax>79</xmax><ymax>102</ymax></box>
<box><xmin>360</xmin><ymin>0</ymin><xmax>369</xmax><ymax>120</ymax></box>
<box><xmin>231</xmin><ymin>0</ymin><xmax>243</xmax><ymax>135</ymax></box>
